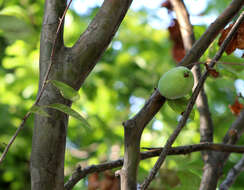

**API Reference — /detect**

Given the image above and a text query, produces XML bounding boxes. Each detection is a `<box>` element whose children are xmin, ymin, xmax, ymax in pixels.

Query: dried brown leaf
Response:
<box><xmin>228</xmin><ymin>99</ymin><xmax>244</xmax><ymax>116</ymax></box>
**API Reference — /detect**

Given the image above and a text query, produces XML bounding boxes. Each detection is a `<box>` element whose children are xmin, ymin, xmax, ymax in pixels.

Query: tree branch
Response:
<box><xmin>64</xmin><ymin>143</ymin><xmax>244</xmax><ymax>190</ymax></box>
<box><xmin>170</xmin><ymin>0</ymin><xmax>214</xmax><ymax>149</ymax></box>
<box><xmin>169</xmin><ymin>0</ymin><xmax>215</xmax><ymax>189</ymax></box>
<box><xmin>30</xmin><ymin>1</ymin><xmax>70</xmax><ymax>190</ymax></box>
<box><xmin>119</xmin><ymin>90</ymin><xmax>165</xmax><ymax>189</ymax></box>
<box><xmin>200</xmin><ymin>108</ymin><xmax>244</xmax><ymax>190</ymax></box>
<box><xmin>0</xmin><ymin>0</ymin><xmax>70</xmax><ymax>165</ymax></box>
<box><xmin>68</xmin><ymin>0</ymin><xmax>133</xmax><ymax>89</ymax></box>
<box><xmin>179</xmin><ymin>0</ymin><xmax>244</xmax><ymax>67</ymax></box>
<box><xmin>219</xmin><ymin>154</ymin><xmax>244</xmax><ymax>190</ymax></box>
<box><xmin>39</xmin><ymin>0</ymin><xmax>67</xmax><ymax>83</ymax></box>
<box><xmin>140</xmin><ymin>11</ymin><xmax>244</xmax><ymax>190</ymax></box>
<box><xmin>119</xmin><ymin>1</ymin><xmax>243</xmax><ymax>189</ymax></box>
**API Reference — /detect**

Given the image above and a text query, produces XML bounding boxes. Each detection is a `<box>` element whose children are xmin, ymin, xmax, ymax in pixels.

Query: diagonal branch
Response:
<box><xmin>169</xmin><ymin>0</ymin><xmax>215</xmax><ymax>188</ymax></box>
<box><xmin>179</xmin><ymin>0</ymin><xmax>244</xmax><ymax>67</ymax></box>
<box><xmin>170</xmin><ymin>0</ymin><xmax>214</xmax><ymax>144</ymax></box>
<box><xmin>219</xmin><ymin>154</ymin><xmax>244</xmax><ymax>190</ymax></box>
<box><xmin>140</xmin><ymin>11</ymin><xmax>244</xmax><ymax>190</ymax></box>
<box><xmin>199</xmin><ymin>106</ymin><xmax>244</xmax><ymax>190</ymax></box>
<box><xmin>68</xmin><ymin>0</ymin><xmax>133</xmax><ymax>89</ymax></box>
<box><xmin>65</xmin><ymin>142</ymin><xmax>244</xmax><ymax>190</ymax></box>
<box><xmin>120</xmin><ymin>1</ymin><xmax>243</xmax><ymax>189</ymax></box>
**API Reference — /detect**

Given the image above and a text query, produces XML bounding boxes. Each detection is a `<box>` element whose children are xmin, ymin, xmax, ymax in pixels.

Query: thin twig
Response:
<box><xmin>179</xmin><ymin>0</ymin><xmax>244</xmax><ymax>67</ymax></box>
<box><xmin>119</xmin><ymin>1</ymin><xmax>243</xmax><ymax>188</ymax></box>
<box><xmin>140</xmin><ymin>11</ymin><xmax>244</xmax><ymax>190</ymax></box>
<box><xmin>0</xmin><ymin>112</ymin><xmax>31</xmax><ymax>163</ymax></box>
<box><xmin>0</xmin><ymin>0</ymin><xmax>73</xmax><ymax>164</ymax></box>
<box><xmin>219</xmin><ymin>155</ymin><xmax>244</xmax><ymax>190</ymax></box>
<box><xmin>187</xmin><ymin>61</ymin><xmax>244</xmax><ymax>68</ymax></box>
<box><xmin>64</xmin><ymin>142</ymin><xmax>244</xmax><ymax>190</ymax></box>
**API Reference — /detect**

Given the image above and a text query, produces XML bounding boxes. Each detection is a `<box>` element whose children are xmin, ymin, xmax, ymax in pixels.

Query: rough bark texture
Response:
<box><xmin>65</xmin><ymin>143</ymin><xmax>244</xmax><ymax>190</ymax></box>
<box><xmin>120</xmin><ymin>1</ymin><xmax>243</xmax><ymax>189</ymax></box>
<box><xmin>171</xmin><ymin>1</ymin><xmax>243</xmax><ymax>189</ymax></box>
<box><xmin>31</xmin><ymin>0</ymin><xmax>133</xmax><ymax>189</ymax></box>
<box><xmin>120</xmin><ymin>90</ymin><xmax>166</xmax><ymax>190</ymax></box>
<box><xmin>30</xmin><ymin>0</ymin><xmax>244</xmax><ymax>189</ymax></box>
<box><xmin>199</xmin><ymin>109</ymin><xmax>244</xmax><ymax>190</ymax></box>
<box><xmin>219</xmin><ymin>155</ymin><xmax>244</xmax><ymax>190</ymax></box>
<box><xmin>30</xmin><ymin>0</ymin><xmax>67</xmax><ymax>189</ymax></box>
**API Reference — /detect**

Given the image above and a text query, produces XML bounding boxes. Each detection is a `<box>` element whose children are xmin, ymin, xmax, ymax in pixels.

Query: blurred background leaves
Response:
<box><xmin>0</xmin><ymin>0</ymin><xmax>244</xmax><ymax>189</ymax></box>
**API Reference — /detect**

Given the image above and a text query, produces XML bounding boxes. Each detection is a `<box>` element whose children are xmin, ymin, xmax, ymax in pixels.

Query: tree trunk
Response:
<box><xmin>30</xmin><ymin>0</ymin><xmax>68</xmax><ymax>189</ymax></box>
<box><xmin>30</xmin><ymin>0</ymin><xmax>133</xmax><ymax>189</ymax></box>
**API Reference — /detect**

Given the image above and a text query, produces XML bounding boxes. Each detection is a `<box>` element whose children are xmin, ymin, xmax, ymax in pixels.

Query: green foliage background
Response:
<box><xmin>0</xmin><ymin>0</ymin><xmax>244</xmax><ymax>189</ymax></box>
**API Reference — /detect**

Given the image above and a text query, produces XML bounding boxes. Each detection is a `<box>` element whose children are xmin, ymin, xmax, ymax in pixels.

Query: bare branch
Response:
<box><xmin>219</xmin><ymin>155</ymin><xmax>244</xmax><ymax>190</ymax></box>
<box><xmin>0</xmin><ymin>112</ymin><xmax>31</xmax><ymax>163</ymax></box>
<box><xmin>64</xmin><ymin>143</ymin><xmax>244</xmax><ymax>190</ymax></box>
<box><xmin>140</xmin><ymin>11</ymin><xmax>244</xmax><ymax>190</ymax></box>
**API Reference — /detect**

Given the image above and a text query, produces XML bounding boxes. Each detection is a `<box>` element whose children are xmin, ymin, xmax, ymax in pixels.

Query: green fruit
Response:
<box><xmin>158</xmin><ymin>66</ymin><xmax>194</xmax><ymax>99</ymax></box>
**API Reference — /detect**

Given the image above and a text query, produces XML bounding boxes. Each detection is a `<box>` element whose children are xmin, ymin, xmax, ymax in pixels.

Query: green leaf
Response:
<box><xmin>217</xmin><ymin>65</ymin><xmax>239</xmax><ymax>79</ymax></box>
<box><xmin>50</xmin><ymin>80</ymin><xmax>80</xmax><ymax>102</ymax></box>
<box><xmin>46</xmin><ymin>103</ymin><xmax>90</xmax><ymax>129</ymax></box>
<box><xmin>168</xmin><ymin>97</ymin><xmax>188</xmax><ymax>113</ymax></box>
<box><xmin>167</xmin><ymin>97</ymin><xmax>195</xmax><ymax>120</ymax></box>
<box><xmin>30</xmin><ymin>105</ymin><xmax>50</xmax><ymax>117</ymax></box>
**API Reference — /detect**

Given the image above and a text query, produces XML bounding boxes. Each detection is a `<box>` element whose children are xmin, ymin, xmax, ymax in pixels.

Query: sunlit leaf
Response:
<box><xmin>51</xmin><ymin>80</ymin><xmax>80</xmax><ymax>102</ymax></box>
<box><xmin>30</xmin><ymin>105</ymin><xmax>50</xmax><ymax>117</ymax></box>
<box><xmin>46</xmin><ymin>103</ymin><xmax>90</xmax><ymax>129</ymax></box>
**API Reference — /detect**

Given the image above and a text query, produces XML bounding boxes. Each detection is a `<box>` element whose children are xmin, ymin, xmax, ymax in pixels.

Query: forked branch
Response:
<box><xmin>141</xmin><ymin>11</ymin><xmax>244</xmax><ymax>190</ymax></box>
<box><xmin>65</xmin><ymin>142</ymin><xmax>244</xmax><ymax>190</ymax></box>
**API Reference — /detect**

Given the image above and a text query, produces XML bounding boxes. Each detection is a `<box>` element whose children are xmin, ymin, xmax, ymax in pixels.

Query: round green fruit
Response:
<box><xmin>158</xmin><ymin>66</ymin><xmax>194</xmax><ymax>99</ymax></box>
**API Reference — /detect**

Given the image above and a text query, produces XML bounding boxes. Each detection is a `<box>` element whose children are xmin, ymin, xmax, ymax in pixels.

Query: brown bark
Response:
<box><xmin>199</xmin><ymin>109</ymin><xmax>244</xmax><ymax>190</ymax></box>
<box><xmin>65</xmin><ymin>143</ymin><xmax>244</xmax><ymax>189</ymax></box>
<box><xmin>169</xmin><ymin>1</ymin><xmax>215</xmax><ymax>189</ymax></box>
<box><xmin>30</xmin><ymin>0</ymin><xmax>67</xmax><ymax>189</ymax></box>
<box><xmin>31</xmin><ymin>0</ymin><xmax>133</xmax><ymax>189</ymax></box>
